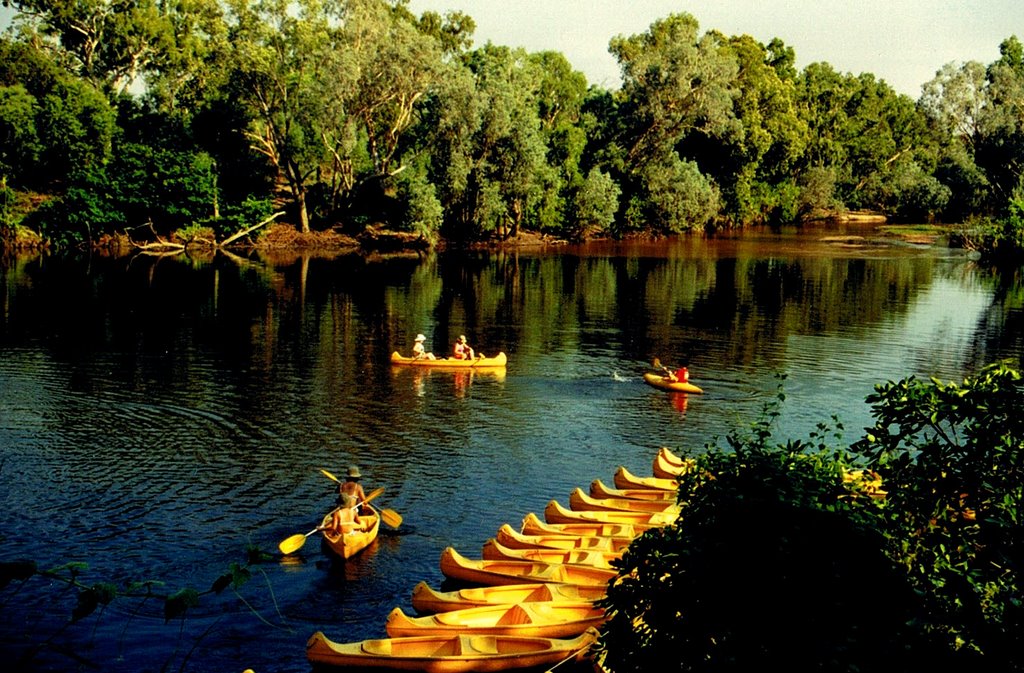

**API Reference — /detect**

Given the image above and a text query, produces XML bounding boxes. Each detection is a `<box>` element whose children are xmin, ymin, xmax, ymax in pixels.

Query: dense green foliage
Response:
<box><xmin>0</xmin><ymin>1</ymin><xmax>1022</xmax><ymax>250</ymax></box>
<box><xmin>599</xmin><ymin>363</ymin><xmax>1024</xmax><ymax>672</ymax></box>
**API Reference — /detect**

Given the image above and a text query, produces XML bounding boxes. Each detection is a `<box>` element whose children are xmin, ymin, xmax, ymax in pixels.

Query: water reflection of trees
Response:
<box><xmin>469</xmin><ymin>250</ymin><xmax>943</xmax><ymax>370</ymax></box>
<box><xmin>4</xmin><ymin>243</ymin><xmax>1017</xmax><ymax>379</ymax></box>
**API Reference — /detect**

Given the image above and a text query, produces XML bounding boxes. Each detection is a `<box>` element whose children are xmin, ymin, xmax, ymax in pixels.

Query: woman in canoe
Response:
<box><xmin>412</xmin><ymin>333</ymin><xmax>436</xmax><ymax>360</ymax></box>
<box><xmin>452</xmin><ymin>335</ymin><xmax>476</xmax><ymax>360</ymax></box>
<box><xmin>338</xmin><ymin>465</ymin><xmax>370</xmax><ymax>515</ymax></box>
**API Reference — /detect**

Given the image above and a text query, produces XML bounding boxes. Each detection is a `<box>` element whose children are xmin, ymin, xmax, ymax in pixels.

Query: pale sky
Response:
<box><xmin>406</xmin><ymin>0</ymin><xmax>1023</xmax><ymax>97</ymax></box>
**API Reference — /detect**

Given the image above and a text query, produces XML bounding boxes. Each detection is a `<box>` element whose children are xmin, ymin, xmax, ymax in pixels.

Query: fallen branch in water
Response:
<box><xmin>219</xmin><ymin>211</ymin><xmax>286</xmax><ymax>248</ymax></box>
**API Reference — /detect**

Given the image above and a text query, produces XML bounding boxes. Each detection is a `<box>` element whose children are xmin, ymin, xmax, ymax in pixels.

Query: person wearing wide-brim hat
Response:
<box><xmin>338</xmin><ymin>465</ymin><xmax>370</xmax><ymax>515</ymax></box>
<box><xmin>411</xmin><ymin>333</ymin><xmax>436</xmax><ymax>360</ymax></box>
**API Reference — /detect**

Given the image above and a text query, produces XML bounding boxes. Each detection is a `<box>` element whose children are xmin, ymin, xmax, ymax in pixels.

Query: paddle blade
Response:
<box><xmin>381</xmin><ymin>508</ymin><xmax>403</xmax><ymax>529</ymax></box>
<box><xmin>278</xmin><ymin>533</ymin><xmax>308</xmax><ymax>555</ymax></box>
<box><xmin>320</xmin><ymin>468</ymin><xmax>340</xmax><ymax>483</ymax></box>
<box><xmin>652</xmin><ymin>357</ymin><xmax>662</xmax><ymax>370</ymax></box>
<box><xmin>363</xmin><ymin>486</ymin><xmax>385</xmax><ymax>504</ymax></box>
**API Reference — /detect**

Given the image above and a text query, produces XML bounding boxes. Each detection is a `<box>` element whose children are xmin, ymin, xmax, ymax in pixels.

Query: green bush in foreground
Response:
<box><xmin>600</xmin><ymin>363</ymin><xmax>1024</xmax><ymax>673</ymax></box>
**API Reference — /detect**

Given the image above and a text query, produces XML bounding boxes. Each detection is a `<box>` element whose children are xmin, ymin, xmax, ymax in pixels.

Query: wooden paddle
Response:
<box><xmin>278</xmin><ymin>486</ymin><xmax>386</xmax><ymax>555</ymax></box>
<box><xmin>652</xmin><ymin>357</ymin><xmax>673</xmax><ymax>377</ymax></box>
<box><xmin>319</xmin><ymin>469</ymin><xmax>403</xmax><ymax>529</ymax></box>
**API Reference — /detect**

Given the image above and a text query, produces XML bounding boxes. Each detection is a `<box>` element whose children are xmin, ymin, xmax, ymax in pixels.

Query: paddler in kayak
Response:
<box><xmin>664</xmin><ymin>364</ymin><xmax>689</xmax><ymax>383</ymax></box>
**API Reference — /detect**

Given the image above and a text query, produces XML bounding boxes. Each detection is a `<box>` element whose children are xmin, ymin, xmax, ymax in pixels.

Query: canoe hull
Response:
<box><xmin>643</xmin><ymin>372</ymin><xmax>703</xmax><ymax>394</ymax></box>
<box><xmin>545</xmin><ymin>499</ymin><xmax>675</xmax><ymax>527</ymax></box>
<box><xmin>410</xmin><ymin>581</ymin><xmax>605</xmax><ymax>614</ymax></box>
<box><xmin>589</xmin><ymin>478</ymin><xmax>677</xmax><ymax>502</ymax></box>
<box><xmin>439</xmin><ymin>547</ymin><xmax>617</xmax><ymax>587</ymax></box>
<box><xmin>320</xmin><ymin>505</ymin><xmax>380</xmax><ymax>559</ymax></box>
<box><xmin>520</xmin><ymin>511</ymin><xmax>639</xmax><ymax>539</ymax></box>
<box><xmin>386</xmin><ymin>603</ymin><xmax>605</xmax><ymax>639</ymax></box>
<box><xmin>482</xmin><ymin>539</ymin><xmax>619</xmax><ymax>569</ymax></box>
<box><xmin>390</xmin><ymin>351</ymin><xmax>507</xmax><ymax>368</ymax></box>
<box><xmin>568</xmin><ymin>487</ymin><xmax>679</xmax><ymax>514</ymax></box>
<box><xmin>612</xmin><ymin>465</ymin><xmax>678</xmax><ymax>492</ymax></box>
<box><xmin>496</xmin><ymin>523</ymin><xmax>630</xmax><ymax>553</ymax></box>
<box><xmin>306</xmin><ymin>628</ymin><xmax>597</xmax><ymax>672</ymax></box>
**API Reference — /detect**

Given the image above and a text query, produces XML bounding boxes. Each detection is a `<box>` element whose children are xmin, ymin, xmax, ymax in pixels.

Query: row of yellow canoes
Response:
<box><xmin>305</xmin><ymin>449</ymin><xmax>683</xmax><ymax>671</ymax></box>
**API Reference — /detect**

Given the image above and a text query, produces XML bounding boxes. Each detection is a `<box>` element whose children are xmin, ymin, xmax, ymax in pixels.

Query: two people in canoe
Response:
<box><xmin>411</xmin><ymin>333</ymin><xmax>481</xmax><ymax>361</ymax></box>
<box><xmin>329</xmin><ymin>465</ymin><xmax>371</xmax><ymax>534</ymax></box>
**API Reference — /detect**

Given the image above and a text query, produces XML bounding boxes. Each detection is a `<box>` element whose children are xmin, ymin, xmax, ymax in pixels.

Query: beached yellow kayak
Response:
<box><xmin>385</xmin><ymin>602</ymin><xmax>605</xmax><ymax>639</ymax></box>
<box><xmin>439</xmin><ymin>547</ymin><xmax>617</xmax><ymax>587</ymax></box>
<box><xmin>410</xmin><ymin>581</ymin><xmax>605</xmax><ymax>614</ymax></box>
<box><xmin>306</xmin><ymin>627</ymin><xmax>597</xmax><ymax>672</ymax></box>
<box><xmin>495</xmin><ymin>523</ymin><xmax>631</xmax><ymax>553</ymax></box>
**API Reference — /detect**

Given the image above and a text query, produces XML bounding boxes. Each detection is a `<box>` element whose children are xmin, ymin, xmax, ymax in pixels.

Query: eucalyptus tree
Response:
<box><xmin>224</xmin><ymin>0</ymin><xmax>343</xmax><ymax>232</ymax></box>
<box><xmin>0</xmin><ymin>37</ymin><xmax>114</xmax><ymax>190</ymax></box>
<box><xmin>143</xmin><ymin>0</ymin><xmax>232</xmax><ymax>114</ymax></box>
<box><xmin>528</xmin><ymin>50</ymin><xmax>594</xmax><ymax>236</ymax></box>
<box><xmin>844</xmin><ymin>75</ymin><xmax>944</xmax><ymax>219</ymax></box>
<box><xmin>709</xmin><ymin>33</ymin><xmax>807</xmax><ymax>226</ymax></box>
<box><xmin>794</xmin><ymin>63</ymin><xmax>936</xmax><ymax>218</ymax></box>
<box><xmin>225</xmin><ymin>0</ymin><xmax>451</xmax><ymax>232</ymax></box>
<box><xmin>437</xmin><ymin>44</ymin><xmax>553</xmax><ymax>240</ymax></box>
<box><xmin>610</xmin><ymin>13</ymin><xmax>738</xmax><ymax>232</ymax></box>
<box><xmin>794</xmin><ymin>62</ymin><xmax>853</xmax><ymax>181</ymax></box>
<box><xmin>978</xmin><ymin>36</ymin><xmax>1024</xmax><ymax>206</ymax></box>
<box><xmin>4</xmin><ymin>0</ymin><xmax>174</xmax><ymax>96</ymax></box>
<box><xmin>342</xmin><ymin>0</ymin><xmax>445</xmax><ymax>189</ymax></box>
<box><xmin>918</xmin><ymin>60</ymin><xmax>992</xmax><ymax>217</ymax></box>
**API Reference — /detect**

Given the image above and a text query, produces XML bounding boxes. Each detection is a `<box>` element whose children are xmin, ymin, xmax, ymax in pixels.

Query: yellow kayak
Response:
<box><xmin>520</xmin><ymin>511</ymin><xmax>640</xmax><ymax>539</ymax></box>
<box><xmin>643</xmin><ymin>372</ymin><xmax>703</xmax><ymax>394</ymax></box>
<box><xmin>589</xmin><ymin>478</ymin><xmax>677</xmax><ymax>502</ymax></box>
<box><xmin>496</xmin><ymin>523</ymin><xmax>631</xmax><ymax>553</ymax></box>
<box><xmin>410</xmin><ymin>581</ymin><xmax>605</xmax><ymax>614</ymax></box>
<box><xmin>385</xmin><ymin>602</ymin><xmax>605</xmax><ymax>639</ymax></box>
<box><xmin>390</xmin><ymin>351</ymin><xmax>507</xmax><ymax>368</ymax></box>
<box><xmin>612</xmin><ymin>465</ymin><xmax>678</xmax><ymax>492</ymax></box>
<box><xmin>482</xmin><ymin>539</ymin><xmax>620</xmax><ymax>569</ymax></box>
<box><xmin>545</xmin><ymin>499</ymin><xmax>676</xmax><ymax>527</ymax></box>
<box><xmin>439</xmin><ymin>547</ymin><xmax>617</xmax><ymax>587</ymax></box>
<box><xmin>568</xmin><ymin>487</ymin><xmax>680</xmax><ymax>514</ymax></box>
<box><xmin>307</xmin><ymin>627</ymin><xmax>597</xmax><ymax>672</ymax></box>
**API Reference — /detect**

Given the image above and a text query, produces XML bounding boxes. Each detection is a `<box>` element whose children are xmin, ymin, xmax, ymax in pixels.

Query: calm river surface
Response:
<box><xmin>1</xmin><ymin>223</ymin><xmax>1022</xmax><ymax>673</ymax></box>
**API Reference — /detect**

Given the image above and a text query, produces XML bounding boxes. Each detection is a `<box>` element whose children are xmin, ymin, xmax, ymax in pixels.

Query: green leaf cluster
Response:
<box><xmin>599</xmin><ymin>363</ymin><xmax>1024</xmax><ymax>673</ymax></box>
<box><xmin>0</xmin><ymin>3</ymin><xmax>1022</xmax><ymax>250</ymax></box>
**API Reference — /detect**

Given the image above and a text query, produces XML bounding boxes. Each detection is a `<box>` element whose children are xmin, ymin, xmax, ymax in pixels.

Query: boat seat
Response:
<box><xmin>360</xmin><ymin>638</ymin><xmax>392</xmax><ymax>655</ymax></box>
<box><xmin>525</xmin><ymin>584</ymin><xmax>555</xmax><ymax>601</ymax></box>
<box><xmin>548</xmin><ymin>566</ymin><xmax>570</xmax><ymax>582</ymax></box>
<box><xmin>464</xmin><ymin>635</ymin><xmax>499</xmax><ymax>654</ymax></box>
<box><xmin>362</xmin><ymin>637</ymin><xmax>462</xmax><ymax>656</ymax></box>
<box><xmin>495</xmin><ymin>603</ymin><xmax>533</xmax><ymax>626</ymax></box>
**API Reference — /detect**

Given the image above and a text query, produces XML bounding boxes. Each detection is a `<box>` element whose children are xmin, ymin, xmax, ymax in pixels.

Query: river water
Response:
<box><xmin>1</xmin><ymin>223</ymin><xmax>1021</xmax><ymax>672</ymax></box>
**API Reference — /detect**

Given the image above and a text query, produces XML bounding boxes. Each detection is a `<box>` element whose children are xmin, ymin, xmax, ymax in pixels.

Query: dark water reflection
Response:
<box><xmin>1</xmin><ymin>224</ymin><xmax>1022</xmax><ymax>672</ymax></box>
